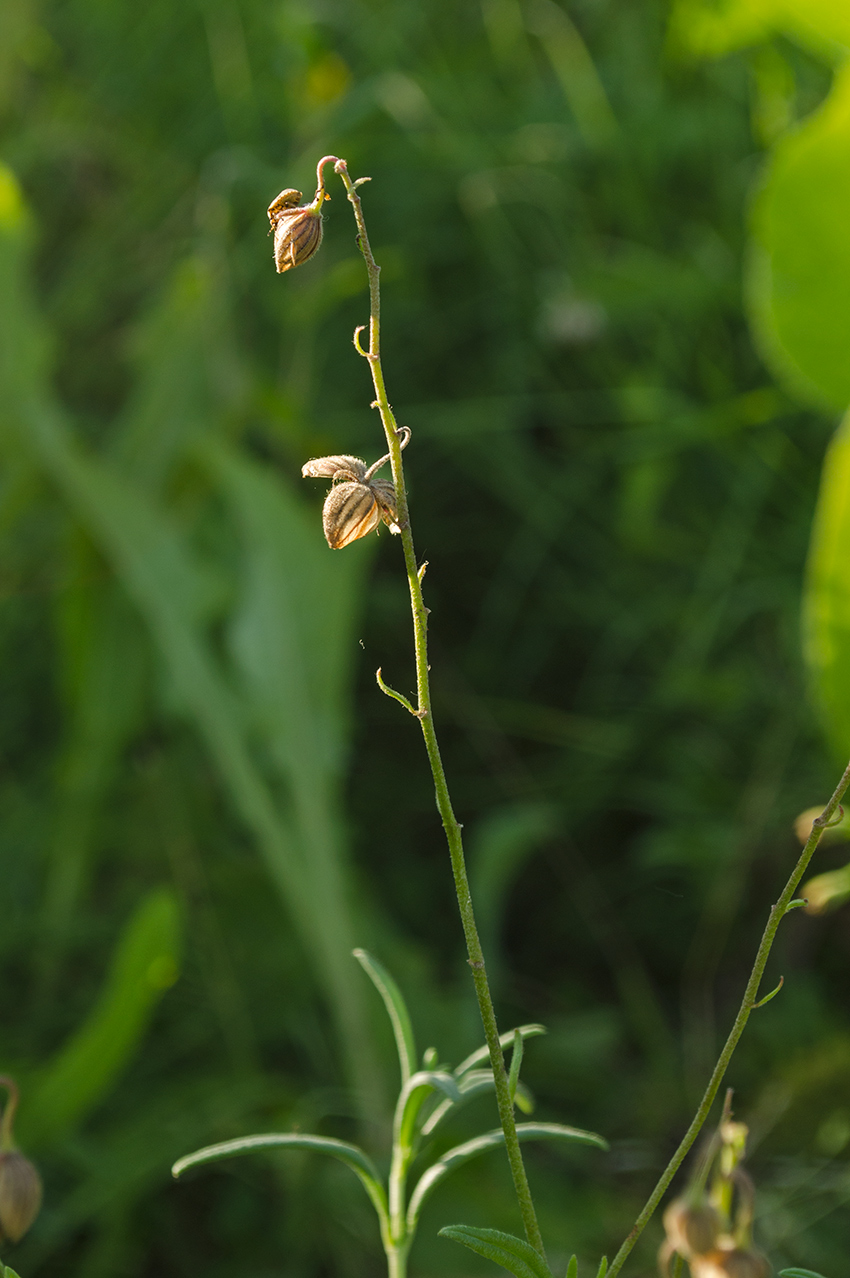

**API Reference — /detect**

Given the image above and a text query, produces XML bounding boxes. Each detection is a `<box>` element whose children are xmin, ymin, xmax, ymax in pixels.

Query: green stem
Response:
<box><xmin>387</xmin><ymin>1242</ymin><xmax>409</xmax><ymax>1278</ymax></box>
<box><xmin>323</xmin><ymin>155</ymin><xmax>547</xmax><ymax>1262</ymax></box>
<box><xmin>607</xmin><ymin>755</ymin><xmax>850</xmax><ymax>1276</ymax></box>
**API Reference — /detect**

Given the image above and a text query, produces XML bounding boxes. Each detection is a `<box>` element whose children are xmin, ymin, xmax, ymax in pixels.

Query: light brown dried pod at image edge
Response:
<box><xmin>0</xmin><ymin>1150</ymin><xmax>42</xmax><ymax>1243</ymax></box>
<box><xmin>268</xmin><ymin>187</ymin><xmax>325</xmax><ymax>273</ymax></box>
<box><xmin>689</xmin><ymin>1245</ymin><xmax>770</xmax><ymax>1278</ymax></box>
<box><xmin>662</xmin><ymin>1198</ymin><xmax>721</xmax><ymax>1259</ymax></box>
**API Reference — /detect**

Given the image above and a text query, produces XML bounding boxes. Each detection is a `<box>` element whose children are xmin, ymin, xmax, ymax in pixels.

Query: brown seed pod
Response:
<box><xmin>662</xmin><ymin>1198</ymin><xmax>721</xmax><ymax>1259</ymax></box>
<box><xmin>689</xmin><ymin>1245</ymin><xmax>770</xmax><ymax>1278</ymax></box>
<box><xmin>303</xmin><ymin>436</ymin><xmax>407</xmax><ymax>549</ymax></box>
<box><xmin>268</xmin><ymin>187</ymin><xmax>325</xmax><ymax>273</ymax></box>
<box><xmin>0</xmin><ymin>1151</ymin><xmax>42</xmax><ymax>1243</ymax></box>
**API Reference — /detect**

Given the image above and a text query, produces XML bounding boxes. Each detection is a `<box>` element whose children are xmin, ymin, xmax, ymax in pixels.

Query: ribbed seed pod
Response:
<box><xmin>268</xmin><ymin>188</ymin><xmax>324</xmax><ymax>273</ymax></box>
<box><xmin>0</xmin><ymin>1151</ymin><xmax>42</xmax><ymax>1243</ymax></box>
<box><xmin>662</xmin><ymin>1199</ymin><xmax>721</xmax><ymax>1258</ymax></box>
<box><xmin>322</xmin><ymin>482</ymin><xmax>382</xmax><ymax>549</ymax></box>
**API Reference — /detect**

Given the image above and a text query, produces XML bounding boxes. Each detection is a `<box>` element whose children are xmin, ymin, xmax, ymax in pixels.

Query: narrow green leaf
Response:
<box><xmin>508</xmin><ymin>1029</ymin><xmax>524</xmax><ymax>1103</ymax></box>
<box><xmin>455</xmin><ymin>1024</ymin><xmax>546</xmax><ymax>1077</ymax></box>
<box><xmin>4</xmin><ymin>1268</ymin><xmax>22</xmax><ymax>1278</ymax></box>
<box><xmin>172</xmin><ymin>1131</ymin><xmax>389</xmax><ymax>1226</ymax></box>
<box><xmin>565</xmin><ymin>1257</ymin><xmax>578</xmax><ymax>1278</ymax></box>
<box><xmin>439</xmin><ymin>1225</ymin><xmax>552</xmax><ymax>1278</ymax></box>
<box><xmin>353</xmin><ymin>948</ymin><xmax>417</xmax><ymax>1086</ymax></box>
<box><xmin>595</xmin><ymin>1260</ymin><xmax>608</xmax><ymax>1278</ymax></box>
<box><xmin>408</xmin><ymin>1122</ymin><xmax>607</xmax><ymax>1229</ymax></box>
<box><xmin>21</xmin><ymin>888</ymin><xmax>181</xmax><ymax>1147</ymax></box>
<box><xmin>779</xmin><ymin>1270</ymin><xmax>829</xmax><ymax>1277</ymax></box>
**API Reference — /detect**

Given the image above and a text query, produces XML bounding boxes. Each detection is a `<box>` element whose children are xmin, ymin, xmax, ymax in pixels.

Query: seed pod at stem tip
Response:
<box><xmin>267</xmin><ymin>186</ymin><xmax>327</xmax><ymax>273</ymax></box>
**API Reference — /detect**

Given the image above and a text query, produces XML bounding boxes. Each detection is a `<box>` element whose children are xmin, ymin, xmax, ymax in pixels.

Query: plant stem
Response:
<box><xmin>322</xmin><ymin>155</ymin><xmax>547</xmax><ymax>1262</ymax></box>
<box><xmin>607</xmin><ymin>754</ymin><xmax>850</xmax><ymax>1276</ymax></box>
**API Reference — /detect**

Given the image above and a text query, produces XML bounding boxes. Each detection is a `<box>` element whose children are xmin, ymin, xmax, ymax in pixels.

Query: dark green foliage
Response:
<box><xmin>0</xmin><ymin>0</ymin><xmax>847</xmax><ymax>1275</ymax></box>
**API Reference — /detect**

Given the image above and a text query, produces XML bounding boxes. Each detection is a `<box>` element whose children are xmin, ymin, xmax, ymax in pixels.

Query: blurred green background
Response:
<box><xmin>2</xmin><ymin>0</ymin><xmax>850</xmax><ymax>1274</ymax></box>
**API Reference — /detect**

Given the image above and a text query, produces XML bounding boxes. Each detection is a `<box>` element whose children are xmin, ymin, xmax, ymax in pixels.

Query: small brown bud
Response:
<box><xmin>663</xmin><ymin>1198</ymin><xmax>721</xmax><ymax>1259</ymax></box>
<box><xmin>690</xmin><ymin>1245</ymin><xmax>770</xmax><ymax>1278</ymax></box>
<box><xmin>268</xmin><ymin>187</ymin><xmax>326</xmax><ymax>273</ymax></box>
<box><xmin>0</xmin><ymin>1151</ymin><xmax>42</xmax><ymax>1243</ymax></box>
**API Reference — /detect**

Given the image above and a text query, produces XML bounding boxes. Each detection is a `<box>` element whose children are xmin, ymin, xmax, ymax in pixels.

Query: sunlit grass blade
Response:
<box><xmin>172</xmin><ymin>1132</ymin><xmax>389</xmax><ymax>1227</ymax></box>
<box><xmin>439</xmin><ymin>1224</ymin><xmax>553</xmax><ymax>1278</ymax></box>
<box><xmin>454</xmin><ymin>1024</ymin><xmax>546</xmax><ymax>1077</ymax></box>
<box><xmin>407</xmin><ymin>1121</ymin><xmax>607</xmax><ymax>1229</ymax></box>
<box><xmin>354</xmin><ymin>948</ymin><xmax>417</xmax><ymax>1086</ymax></box>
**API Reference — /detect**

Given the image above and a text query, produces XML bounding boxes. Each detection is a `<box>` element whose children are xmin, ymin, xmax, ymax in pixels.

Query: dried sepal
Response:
<box><xmin>268</xmin><ymin>187</ymin><xmax>326</xmax><ymax>273</ymax></box>
<box><xmin>302</xmin><ymin>455</ymin><xmax>368</xmax><ymax>482</ymax></box>
<box><xmin>0</xmin><ymin>1151</ymin><xmax>42</xmax><ymax>1243</ymax></box>
<box><xmin>322</xmin><ymin>482</ymin><xmax>383</xmax><ymax>549</ymax></box>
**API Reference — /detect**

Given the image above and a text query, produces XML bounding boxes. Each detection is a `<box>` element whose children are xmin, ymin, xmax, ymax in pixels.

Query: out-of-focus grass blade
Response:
<box><xmin>439</xmin><ymin>1224</ymin><xmax>553</xmax><ymax>1278</ymax></box>
<box><xmin>353</xmin><ymin>948</ymin><xmax>418</xmax><ymax>1086</ymax></box>
<box><xmin>407</xmin><ymin>1122</ymin><xmax>607</xmax><ymax>1229</ymax></box>
<box><xmin>779</xmin><ymin>1270</ymin><xmax>829</xmax><ymax>1277</ymax></box>
<box><xmin>21</xmin><ymin>888</ymin><xmax>180</xmax><ymax>1147</ymax></box>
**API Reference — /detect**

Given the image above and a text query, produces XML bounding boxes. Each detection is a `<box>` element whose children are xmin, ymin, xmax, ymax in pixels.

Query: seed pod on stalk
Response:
<box><xmin>267</xmin><ymin>186</ymin><xmax>326</xmax><ymax>273</ymax></box>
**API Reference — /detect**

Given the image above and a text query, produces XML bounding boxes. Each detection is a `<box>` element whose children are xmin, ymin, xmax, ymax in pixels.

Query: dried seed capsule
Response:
<box><xmin>268</xmin><ymin>187</ymin><xmax>325</xmax><ymax>273</ymax></box>
<box><xmin>322</xmin><ymin>481</ymin><xmax>382</xmax><ymax>548</ymax></box>
<box><xmin>0</xmin><ymin>1151</ymin><xmax>42</xmax><ymax>1243</ymax></box>
<box><xmin>662</xmin><ymin>1198</ymin><xmax>721</xmax><ymax>1258</ymax></box>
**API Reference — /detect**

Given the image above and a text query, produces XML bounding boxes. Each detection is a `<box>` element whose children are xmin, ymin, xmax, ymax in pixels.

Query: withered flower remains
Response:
<box><xmin>302</xmin><ymin>435</ymin><xmax>409</xmax><ymax>549</ymax></box>
<box><xmin>0</xmin><ymin>1077</ymin><xmax>41</xmax><ymax>1246</ymax></box>
<box><xmin>268</xmin><ymin>187</ymin><xmax>327</xmax><ymax>273</ymax></box>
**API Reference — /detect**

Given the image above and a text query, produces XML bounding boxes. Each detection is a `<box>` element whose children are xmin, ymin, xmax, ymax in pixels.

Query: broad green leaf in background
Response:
<box><xmin>803</xmin><ymin>410</ymin><xmax>850</xmax><ymax>759</ymax></box>
<box><xmin>669</xmin><ymin>0</ymin><xmax>850</xmax><ymax>61</ymax></box>
<box><xmin>748</xmin><ymin>61</ymin><xmax>850</xmax><ymax>412</ymax></box>
<box><xmin>18</xmin><ymin>887</ymin><xmax>180</xmax><ymax>1148</ymax></box>
<box><xmin>438</xmin><ymin>1224</ymin><xmax>553</xmax><ymax>1278</ymax></box>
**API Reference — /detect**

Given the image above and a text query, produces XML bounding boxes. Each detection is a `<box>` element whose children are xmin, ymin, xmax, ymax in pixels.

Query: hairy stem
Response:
<box><xmin>322</xmin><ymin>155</ymin><xmax>547</xmax><ymax>1261</ymax></box>
<box><xmin>607</xmin><ymin>755</ymin><xmax>850</xmax><ymax>1276</ymax></box>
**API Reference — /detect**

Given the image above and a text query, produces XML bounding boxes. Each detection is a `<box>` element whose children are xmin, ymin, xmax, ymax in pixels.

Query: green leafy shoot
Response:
<box><xmin>439</xmin><ymin>1225</ymin><xmax>553</xmax><ymax>1278</ymax></box>
<box><xmin>454</xmin><ymin>1024</ymin><xmax>546</xmax><ymax>1078</ymax></box>
<box><xmin>353</xmin><ymin>948</ymin><xmax>418</xmax><ymax>1086</ymax></box>
<box><xmin>565</xmin><ymin>1258</ymin><xmax>578</xmax><ymax>1278</ymax></box>
<box><xmin>421</xmin><ymin>1068</ymin><xmax>533</xmax><ymax>1137</ymax></box>
<box><xmin>407</xmin><ymin>1122</ymin><xmax>608</xmax><ymax>1231</ymax></box>
<box><xmin>394</xmin><ymin>1070</ymin><xmax>461</xmax><ymax>1153</ymax></box>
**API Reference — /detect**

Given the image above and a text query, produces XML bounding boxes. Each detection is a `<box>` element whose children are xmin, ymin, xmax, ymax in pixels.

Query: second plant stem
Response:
<box><xmin>325</xmin><ymin>155</ymin><xmax>547</xmax><ymax>1262</ymax></box>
